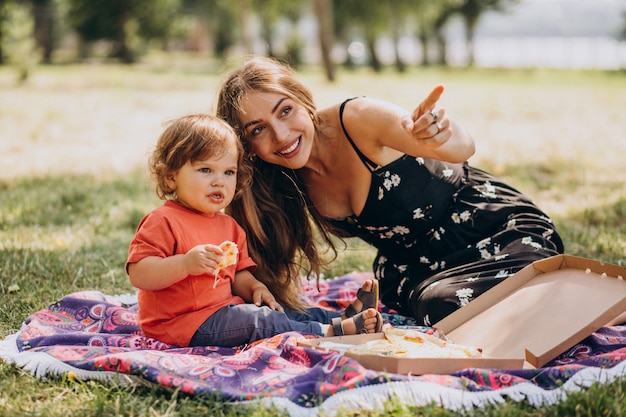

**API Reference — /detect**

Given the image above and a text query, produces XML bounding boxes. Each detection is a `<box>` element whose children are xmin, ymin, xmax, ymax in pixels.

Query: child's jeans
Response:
<box><xmin>188</xmin><ymin>303</ymin><xmax>341</xmax><ymax>347</ymax></box>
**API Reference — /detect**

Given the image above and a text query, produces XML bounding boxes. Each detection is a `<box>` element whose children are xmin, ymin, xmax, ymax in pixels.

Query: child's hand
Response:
<box><xmin>184</xmin><ymin>244</ymin><xmax>223</xmax><ymax>276</ymax></box>
<box><xmin>252</xmin><ymin>286</ymin><xmax>284</xmax><ymax>312</ymax></box>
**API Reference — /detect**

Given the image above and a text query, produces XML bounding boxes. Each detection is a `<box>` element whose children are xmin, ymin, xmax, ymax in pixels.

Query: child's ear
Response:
<box><xmin>164</xmin><ymin>172</ymin><xmax>176</xmax><ymax>192</ymax></box>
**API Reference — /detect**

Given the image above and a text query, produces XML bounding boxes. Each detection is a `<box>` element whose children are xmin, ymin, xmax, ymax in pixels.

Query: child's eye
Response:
<box><xmin>225</xmin><ymin>169</ymin><xmax>236</xmax><ymax>176</ymax></box>
<box><xmin>199</xmin><ymin>168</ymin><xmax>211</xmax><ymax>173</ymax></box>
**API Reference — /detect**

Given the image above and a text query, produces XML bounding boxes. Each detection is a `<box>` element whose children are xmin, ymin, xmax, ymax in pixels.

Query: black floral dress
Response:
<box><xmin>328</xmin><ymin>99</ymin><xmax>564</xmax><ymax>326</ymax></box>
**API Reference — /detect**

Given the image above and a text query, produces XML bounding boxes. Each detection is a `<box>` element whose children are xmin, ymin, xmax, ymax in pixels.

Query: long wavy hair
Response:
<box><xmin>215</xmin><ymin>56</ymin><xmax>338</xmax><ymax>311</ymax></box>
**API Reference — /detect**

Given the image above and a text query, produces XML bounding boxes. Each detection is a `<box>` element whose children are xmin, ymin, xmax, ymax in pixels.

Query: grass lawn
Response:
<box><xmin>0</xmin><ymin>56</ymin><xmax>625</xmax><ymax>416</ymax></box>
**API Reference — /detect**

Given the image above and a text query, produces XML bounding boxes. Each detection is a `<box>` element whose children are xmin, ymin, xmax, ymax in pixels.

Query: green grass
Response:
<box><xmin>1</xmin><ymin>61</ymin><xmax>625</xmax><ymax>416</ymax></box>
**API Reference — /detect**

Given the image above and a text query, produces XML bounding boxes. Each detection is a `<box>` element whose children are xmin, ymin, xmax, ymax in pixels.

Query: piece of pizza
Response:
<box><xmin>216</xmin><ymin>240</ymin><xmax>238</xmax><ymax>269</ymax></box>
<box><xmin>346</xmin><ymin>327</ymin><xmax>482</xmax><ymax>359</ymax></box>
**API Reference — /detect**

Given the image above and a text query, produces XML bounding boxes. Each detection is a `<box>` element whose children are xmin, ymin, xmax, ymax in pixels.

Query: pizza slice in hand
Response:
<box><xmin>213</xmin><ymin>241</ymin><xmax>238</xmax><ymax>288</ymax></box>
<box><xmin>217</xmin><ymin>240</ymin><xmax>238</xmax><ymax>269</ymax></box>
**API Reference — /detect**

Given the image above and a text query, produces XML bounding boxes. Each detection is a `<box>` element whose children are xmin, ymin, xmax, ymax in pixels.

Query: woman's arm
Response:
<box><xmin>343</xmin><ymin>86</ymin><xmax>475</xmax><ymax>164</ymax></box>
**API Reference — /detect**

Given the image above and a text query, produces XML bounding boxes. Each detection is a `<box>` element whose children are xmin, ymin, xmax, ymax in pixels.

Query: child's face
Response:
<box><xmin>170</xmin><ymin>147</ymin><xmax>238</xmax><ymax>215</ymax></box>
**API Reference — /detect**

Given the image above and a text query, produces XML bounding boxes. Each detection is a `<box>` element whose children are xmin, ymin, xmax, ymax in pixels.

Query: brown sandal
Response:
<box><xmin>331</xmin><ymin>310</ymin><xmax>383</xmax><ymax>336</ymax></box>
<box><xmin>344</xmin><ymin>279</ymin><xmax>379</xmax><ymax>318</ymax></box>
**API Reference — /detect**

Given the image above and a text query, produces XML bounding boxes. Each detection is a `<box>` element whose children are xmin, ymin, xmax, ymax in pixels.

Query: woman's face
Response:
<box><xmin>238</xmin><ymin>91</ymin><xmax>314</xmax><ymax>170</ymax></box>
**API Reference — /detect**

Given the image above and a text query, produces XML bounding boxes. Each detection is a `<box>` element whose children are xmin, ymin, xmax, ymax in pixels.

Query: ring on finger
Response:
<box><xmin>430</xmin><ymin>110</ymin><xmax>438</xmax><ymax>123</ymax></box>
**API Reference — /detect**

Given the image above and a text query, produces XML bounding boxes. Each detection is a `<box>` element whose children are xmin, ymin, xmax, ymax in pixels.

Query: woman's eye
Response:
<box><xmin>280</xmin><ymin>106</ymin><xmax>292</xmax><ymax>117</ymax></box>
<box><xmin>250</xmin><ymin>126</ymin><xmax>264</xmax><ymax>137</ymax></box>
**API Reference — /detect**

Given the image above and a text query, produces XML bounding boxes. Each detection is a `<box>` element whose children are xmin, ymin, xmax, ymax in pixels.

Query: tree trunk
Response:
<box><xmin>313</xmin><ymin>0</ymin><xmax>335</xmax><ymax>81</ymax></box>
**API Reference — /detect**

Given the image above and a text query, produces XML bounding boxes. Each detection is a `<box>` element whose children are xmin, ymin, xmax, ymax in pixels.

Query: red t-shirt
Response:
<box><xmin>126</xmin><ymin>200</ymin><xmax>257</xmax><ymax>346</ymax></box>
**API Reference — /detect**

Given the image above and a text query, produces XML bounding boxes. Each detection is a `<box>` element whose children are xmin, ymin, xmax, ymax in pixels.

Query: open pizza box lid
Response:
<box><xmin>298</xmin><ymin>255</ymin><xmax>626</xmax><ymax>375</ymax></box>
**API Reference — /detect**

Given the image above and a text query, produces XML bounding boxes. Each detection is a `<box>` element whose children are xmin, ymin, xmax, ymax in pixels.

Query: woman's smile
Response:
<box><xmin>276</xmin><ymin>137</ymin><xmax>301</xmax><ymax>157</ymax></box>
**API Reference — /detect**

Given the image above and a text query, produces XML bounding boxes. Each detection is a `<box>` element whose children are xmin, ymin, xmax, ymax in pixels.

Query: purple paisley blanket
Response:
<box><xmin>1</xmin><ymin>272</ymin><xmax>626</xmax><ymax>416</ymax></box>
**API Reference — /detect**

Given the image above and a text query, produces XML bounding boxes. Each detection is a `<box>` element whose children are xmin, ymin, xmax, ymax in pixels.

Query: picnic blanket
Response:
<box><xmin>2</xmin><ymin>271</ymin><xmax>626</xmax><ymax>416</ymax></box>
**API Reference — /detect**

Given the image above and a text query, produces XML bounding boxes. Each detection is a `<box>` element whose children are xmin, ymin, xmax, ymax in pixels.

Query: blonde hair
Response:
<box><xmin>216</xmin><ymin>56</ymin><xmax>337</xmax><ymax>311</ymax></box>
<box><xmin>149</xmin><ymin>113</ymin><xmax>251</xmax><ymax>202</ymax></box>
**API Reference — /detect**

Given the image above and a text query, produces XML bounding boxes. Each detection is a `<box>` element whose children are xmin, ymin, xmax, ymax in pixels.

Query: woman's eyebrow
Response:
<box><xmin>242</xmin><ymin>97</ymin><xmax>288</xmax><ymax>129</ymax></box>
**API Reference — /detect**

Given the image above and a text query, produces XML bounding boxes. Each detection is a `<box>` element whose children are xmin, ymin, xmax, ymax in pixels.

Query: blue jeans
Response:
<box><xmin>188</xmin><ymin>303</ymin><xmax>341</xmax><ymax>347</ymax></box>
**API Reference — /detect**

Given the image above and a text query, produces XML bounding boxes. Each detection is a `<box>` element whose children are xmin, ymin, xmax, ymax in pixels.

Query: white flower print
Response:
<box><xmin>415</xmin><ymin>157</ymin><xmax>425</xmax><ymax>165</ymax></box>
<box><xmin>383</xmin><ymin>177</ymin><xmax>393</xmax><ymax>191</ymax></box>
<box><xmin>460</xmin><ymin>210</ymin><xmax>472</xmax><ymax>222</ymax></box>
<box><xmin>451</xmin><ymin>212</ymin><xmax>461</xmax><ymax>224</ymax></box>
<box><xmin>456</xmin><ymin>288</ymin><xmax>474</xmax><ymax>306</ymax></box>
<box><xmin>442</xmin><ymin>166</ymin><xmax>453</xmax><ymax>178</ymax></box>
<box><xmin>476</xmin><ymin>180</ymin><xmax>497</xmax><ymax>199</ymax></box>
<box><xmin>476</xmin><ymin>237</ymin><xmax>491</xmax><ymax>249</ymax></box>
<box><xmin>495</xmin><ymin>270</ymin><xmax>509</xmax><ymax>278</ymax></box>
<box><xmin>430</xmin><ymin>262</ymin><xmax>439</xmax><ymax>271</ymax></box>
<box><xmin>440</xmin><ymin>261</ymin><xmax>446</xmax><ymax>270</ymax></box>
<box><xmin>480</xmin><ymin>249</ymin><xmax>491</xmax><ymax>259</ymax></box>
<box><xmin>398</xmin><ymin>265</ymin><xmax>407</xmax><ymax>273</ymax></box>
<box><xmin>414</xmin><ymin>208</ymin><xmax>425</xmax><ymax>219</ymax></box>
<box><xmin>543</xmin><ymin>228</ymin><xmax>554</xmax><ymax>239</ymax></box>
<box><xmin>522</xmin><ymin>236</ymin><xmax>543</xmax><ymax>250</ymax></box>
<box><xmin>507</xmin><ymin>219</ymin><xmax>517</xmax><ymax>230</ymax></box>
<box><xmin>493</xmin><ymin>244</ymin><xmax>501</xmax><ymax>255</ymax></box>
<box><xmin>420</xmin><ymin>256</ymin><xmax>430</xmax><ymax>264</ymax></box>
<box><xmin>432</xmin><ymin>230</ymin><xmax>441</xmax><ymax>240</ymax></box>
<box><xmin>494</xmin><ymin>253</ymin><xmax>509</xmax><ymax>261</ymax></box>
<box><xmin>466</xmin><ymin>276</ymin><xmax>479</xmax><ymax>282</ymax></box>
<box><xmin>391</xmin><ymin>174</ymin><xmax>401</xmax><ymax>186</ymax></box>
<box><xmin>378</xmin><ymin>187</ymin><xmax>384</xmax><ymax>200</ymax></box>
<box><xmin>392</xmin><ymin>225</ymin><xmax>410</xmax><ymax>235</ymax></box>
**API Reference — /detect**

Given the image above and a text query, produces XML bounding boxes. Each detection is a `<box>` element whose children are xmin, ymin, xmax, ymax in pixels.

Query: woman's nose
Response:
<box><xmin>274</xmin><ymin>121</ymin><xmax>289</xmax><ymax>142</ymax></box>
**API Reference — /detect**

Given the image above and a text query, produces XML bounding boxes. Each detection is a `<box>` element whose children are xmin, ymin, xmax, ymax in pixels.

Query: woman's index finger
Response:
<box><xmin>414</xmin><ymin>84</ymin><xmax>445</xmax><ymax>118</ymax></box>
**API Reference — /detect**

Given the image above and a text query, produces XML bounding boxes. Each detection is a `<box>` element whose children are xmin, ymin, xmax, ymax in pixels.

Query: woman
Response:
<box><xmin>216</xmin><ymin>56</ymin><xmax>564</xmax><ymax>326</ymax></box>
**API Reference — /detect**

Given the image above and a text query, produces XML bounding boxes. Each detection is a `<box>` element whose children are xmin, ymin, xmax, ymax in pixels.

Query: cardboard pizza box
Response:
<box><xmin>435</xmin><ymin>254</ymin><xmax>626</xmax><ymax>368</ymax></box>
<box><xmin>298</xmin><ymin>255</ymin><xmax>626</xmax><ymax>374</ymax></box>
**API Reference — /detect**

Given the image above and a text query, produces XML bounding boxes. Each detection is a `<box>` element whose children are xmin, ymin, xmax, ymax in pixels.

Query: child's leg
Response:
<box><xmin>189</xmin><ymin>303</ymin><xmax>326</xmax><ymax>347</ymax></box>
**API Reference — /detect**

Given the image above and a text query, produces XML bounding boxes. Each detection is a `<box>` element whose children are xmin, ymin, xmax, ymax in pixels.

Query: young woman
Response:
<box><xmin>216</xmin><ymin>56</ymin><xmax>564</xmax><ymax>326</ymax></box>
<box><xmin>126</xmin><ymin>113</ymin><xmax>382</xmax><ymax>347</ymax></box>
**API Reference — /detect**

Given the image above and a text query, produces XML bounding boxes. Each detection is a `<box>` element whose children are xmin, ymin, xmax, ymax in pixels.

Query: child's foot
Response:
<box><xmin>342</xmin><ymin>279</ymin><xmax>379</xmax><ymax>319</ymax></box>
<box><xmin>328</xmin><ymin>308</ymin><xmax>383</xmax><ymax>336</ymax></box>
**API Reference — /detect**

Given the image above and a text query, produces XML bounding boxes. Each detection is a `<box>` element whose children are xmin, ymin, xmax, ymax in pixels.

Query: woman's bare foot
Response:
<box><xmin>325</xmin><ymin>308</ymin><xmax>382</xmax><ymax>336</ymax></box>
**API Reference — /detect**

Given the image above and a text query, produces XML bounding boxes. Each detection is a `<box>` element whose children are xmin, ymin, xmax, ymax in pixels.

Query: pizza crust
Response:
<box><xmin>346</xmin><ymin>327</ymin><xmax>482</xmax><ymax>358</ymax></box>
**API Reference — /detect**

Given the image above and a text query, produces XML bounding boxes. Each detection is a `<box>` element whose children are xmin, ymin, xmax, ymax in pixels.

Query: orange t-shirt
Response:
<box><xmin>126</xmin><ymin>200</ymin><xmax>257</xmax><ymax>346</ymax></box>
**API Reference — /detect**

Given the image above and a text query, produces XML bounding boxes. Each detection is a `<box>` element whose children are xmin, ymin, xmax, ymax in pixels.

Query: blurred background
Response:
<box><xmin>1</xmin><ymin>0</ymin><xmax>625</xmax><ymax>82</ymax></box>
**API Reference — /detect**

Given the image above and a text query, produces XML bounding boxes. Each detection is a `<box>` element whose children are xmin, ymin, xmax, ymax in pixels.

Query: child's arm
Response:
<box><xmin>129</xmin><ymin>244</ymin><xmax>223</xmax><ymax>290</ymax></box>
<box><xmin>232</xmin><ymin>269</ymin><xmax>283</xmax><ymax>312</ymax></box>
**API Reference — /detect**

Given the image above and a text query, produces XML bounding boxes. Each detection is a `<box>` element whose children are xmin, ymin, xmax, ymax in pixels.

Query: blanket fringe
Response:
<box><xmin>0</xmin><ymin>332</ymin><xmax>136</xmax><ymax>385</ymax></box>
<box><xmin>259</xmin><ymin>361</ymin><xmax>626</xmax><ymax>416</ymax></box>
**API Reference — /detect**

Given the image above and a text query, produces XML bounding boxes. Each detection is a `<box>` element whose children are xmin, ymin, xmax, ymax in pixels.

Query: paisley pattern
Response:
<box><xmin>4</xmin><ymin>272</ymin><xmax>626</xmax><ymax>412</ymax></box>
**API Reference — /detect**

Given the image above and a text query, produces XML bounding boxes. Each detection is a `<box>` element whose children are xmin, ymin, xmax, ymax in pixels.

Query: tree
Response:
<box><xmin>454</xmin><ymin>0</ymin><xmax>519</xmax><ymax>66</ymax></box>
<box><xmin>250</xmin><ymin>0</ymin><xmax>306</xmax><ymax>64</ymax></box>
<box><xmin>333</xmin><ymin>0</ymin><xmax>390</xmax><ymax>72</ymax></box>
<box><xmin>313</xmin><ymin>0</ymin><xmax>334</xmax><ymax>81</ymax></box>
<box><xmin>67</xmin><ymin>0</ymin><xmax>182</xmax><ymax>63</ymax></box>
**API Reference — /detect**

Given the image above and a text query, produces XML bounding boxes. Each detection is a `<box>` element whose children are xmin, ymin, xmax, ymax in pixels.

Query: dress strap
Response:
<box><xmin>339</xmin><ymin>98</ymin><xmax>378</xmax><ymax>172</ymax></box>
